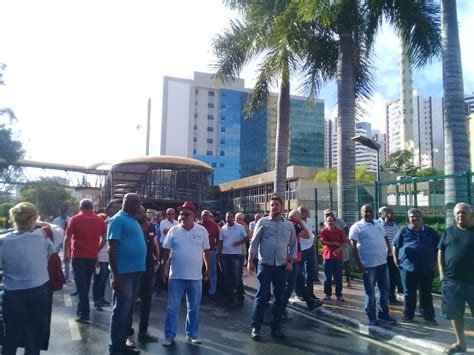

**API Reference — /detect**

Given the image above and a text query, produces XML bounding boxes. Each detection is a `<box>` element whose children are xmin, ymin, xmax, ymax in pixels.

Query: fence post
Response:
<box><xmin>413</xmin><ymin>178</ymin><xmax>418</xmax><ymax>209</ymax></box>
<box><xmin>374</xmin><ymin>181</ymin><xmax>379</xmax><ymax>213</ymax></box>
<box><xmin>466</xmin><ymin>171</ymin><xmax>472</xmax><ymax>205</ymax></box>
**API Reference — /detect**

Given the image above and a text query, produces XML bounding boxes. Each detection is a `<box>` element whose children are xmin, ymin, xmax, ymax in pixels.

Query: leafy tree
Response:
<box><xmin>314</xmin><ymin>168</ymin><xmax>337</xmax><ymax>210</ymax></box>
<box><xmin>212</xmin><ymin>0</ymin><xmax>337</xmax><ymax>198</ymax></box>
<box><xmin>355</xmin><ymin>165</ymin><xmax>375</xmax><ymax>183</ymax></box>
<box><xmin>415</xmin><ymin>167</ymin><xmax>444</xmax><ymax>177</ymax></box>
<box><xmin>20</xmin><ymin>178</ymin><xmax>77</xmax><ymax>220</ymax></box>
<box><xmin>441</xmin><ymin>0</ymin><xmax>470</xmax><ymax>224</ymax></box>
<box><xmin>0</xmin><ymin>109</ymin><xmax>23</xmax><ymax>189</ymax></box>
<box><xmin>385</xmin><ymin>149</ymin><xmax>416</xmax><ymax>176</ymax></box>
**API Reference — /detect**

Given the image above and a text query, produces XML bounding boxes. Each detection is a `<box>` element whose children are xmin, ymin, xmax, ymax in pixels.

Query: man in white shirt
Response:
<box><xmin>159</xmin><ymin>208</ymin><xmax>178</xmax><ymax>244</ymax></box>
<box><xmin>160</xmin><ymin>201</ymin><xmax>211</xmax><ymax>347</ymax></box>
<box><xmin>218</xmin><ymin>212</ymin><xmax>248</xmax><ymax>305</ymax></box>
<box><xmin>349</xmin><ymin>204</ymin><xmax>396</xmax><ymax>326</ymax></box>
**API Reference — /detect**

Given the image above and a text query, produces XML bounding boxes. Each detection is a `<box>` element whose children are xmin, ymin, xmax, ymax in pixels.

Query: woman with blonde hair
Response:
<box><xmin>0</xmin><ymin>202</ymin><xmax>54</xmax><ymax>355</ymax></box>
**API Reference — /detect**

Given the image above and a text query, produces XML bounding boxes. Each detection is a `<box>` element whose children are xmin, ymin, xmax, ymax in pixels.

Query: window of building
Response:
<box><xmin>211</xmin><ymin>162</ymin><xmax>217</xmax><ymax>167</ymax></box>
<box><xmin>221</xmin><ymin>92</ymin><xmax>227</xmax><ymax>97</ymax></box>
<box><xmin>208</xmin><ymin>91</ymin><xmax>215</xmax><ymax>96</ymax></box>
<box><xmin>220</xmin><ymin>163</ymin><xmax>225</xmax><ymax>168</ymax></box>
<box><xmin>220</xmin><ymin>139</ymin><xmax>225</xmax><ymax>144</ymax></box>
<box><xmin>221</xmin><ymin>103</ymin><xmax>227</xmax><ymax>109</ymax></box>
<box><xmin>207</xmin><ymin>127</ymin><xmax>214</xmax><ymax>132</ymax></box>
<box><xmin>194</xmin><ymin>125</ymin><xmax>198</xmax><ymax>130</ymax></box>
<box><xmin>195</xmin><ymin>101</ymin><xmax>198</xmax><ymax>106</ymax></box>
<box><xmin>207</xmin><ymin>138</ymin><xmax>213</xmax><ymax>144</ymax></box>
<box><xmin>193</xmin><ymin>137</ymin><xmax>197</xmax><ymax>142</ymax></box>
<box><xmin>221</xmin><ymin>127</ymin><xmax>226</xmax><ymax>132</ymax></box>
<box><xmin>195</xmin><ymin>88</ymin><xmax>198</xmax><ymax>94</ymax></box>
<box><xmin>208</xmin><ymin>103</ymin><xmax>214</xmax><ymax>108</ymax></box>
<box><xmin>206</xmin><ymin>151</ymin><xmax>213</xmax><ymax>156</ymax></box>
<box><xmin>220</xmin><ymin>151</ymin><xmax>225</xmax><ymax>156</ymax></box>
<box><xmin>221</xmin><ymin>115</ymin><xmax>226</xmax><ymax>120</ymax></box>
<box><xmin>193</xmin><ymin>149</ymin><xmax>197</xmax><ymax>154</ymax></box>
<box><xmin>208</xmin><ymin>114</ymin><xmax>214</xmax><ymax>120</ymax></box>
<box><xmin>194</xmin><ymin>113</ymin><xmax>198</xmax><ymax>118</ymax></box>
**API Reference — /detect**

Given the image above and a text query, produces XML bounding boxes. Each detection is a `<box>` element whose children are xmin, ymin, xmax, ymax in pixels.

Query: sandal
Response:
<box><xmin>444</xmin><ymin>344</ymin><xmax>467</xmax><ymax>353</ymax></box>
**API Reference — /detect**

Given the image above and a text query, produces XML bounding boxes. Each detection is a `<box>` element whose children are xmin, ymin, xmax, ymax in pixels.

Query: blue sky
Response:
<box><xmin>0</xmin><ymin>0</ymin><xmax>472</xmax><ymax>166</ymax></box>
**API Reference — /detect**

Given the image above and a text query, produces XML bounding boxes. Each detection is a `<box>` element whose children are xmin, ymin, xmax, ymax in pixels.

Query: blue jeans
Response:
<box><xmin>399</xmin><ymin>268</ymin><xmax>435</xmax><ymax>320</ymax></box>
<box><xmin>164</xmin><ymin>279</ymin><xmax>202</xmax><ymax>339</ymax></box>
<box><xmin>283</xmin><ymin>262</ymin><xmax>299</xmax><ymax>308</ymax></box>
<box><xmin>72</xmin><ymin>258</ymin><xmax>96</xmax><ymax>316</ymax></box>
<box><xmin>209</xmin><ymin>249</ymin><xmax>217</xmax><ymax>295</ymax></box>
<box><xmin>296</xmin><ymin>247</ymin><xmax>316</xmax><ymax>298</ymax></box>
<box><xmin>2</xmin><ymin>283</ymin><xmax>48</xmax><ymax>355</ymax></box>
<box><xmin>93</xmin><ymin>262</ymin><xmax>110</xmax><ymax>305</ymax></box>
<box><xmin>251</xmin><ymin>264</ymin><xmax>287</xmax><ymax>330</ymax></box>
<box><xmin>221</xmin><ymin>254</ymin><xmax>244</xmax><ymax>299</ymax></box>
<box><xmin>362</xmin><ymin>263</ymin><xmax>390</xmax><ymax>318</ymax></box>
<box><xmin>323</xmin><ymin>259</ymin><xmax>343</xmax><ymax>296</ymax></box>
<box><xmin>109</xmin><ymin>272</ymin><xmax>143</xmax><ymax>353</ymax></box>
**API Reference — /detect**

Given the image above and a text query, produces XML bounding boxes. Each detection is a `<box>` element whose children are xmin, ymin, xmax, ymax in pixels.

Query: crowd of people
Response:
<box><xmin>0</xmin><ymin>195</ymin><xmax>473</xmax><ymax>354</ymax></box>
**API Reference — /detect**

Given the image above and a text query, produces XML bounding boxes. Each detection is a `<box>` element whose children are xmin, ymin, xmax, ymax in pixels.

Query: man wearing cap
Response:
<box><xmin>160</xmin><ymin>201</ymin><xmax>211</xmax><ymax>347</ymax></box>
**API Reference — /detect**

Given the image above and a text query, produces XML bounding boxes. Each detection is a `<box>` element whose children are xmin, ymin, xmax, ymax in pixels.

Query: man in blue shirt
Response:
<box><xmin>107</xmin><ymin>193</ymin><xmax>147</xmax><ymax>355</ymax></box>
<box><xmin>393</xmin><ymin>208</ymin><xmax>440</xmax><ymax>324</ymax></box>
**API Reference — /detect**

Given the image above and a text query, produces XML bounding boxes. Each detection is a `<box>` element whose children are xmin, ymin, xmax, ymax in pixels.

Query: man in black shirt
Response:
<box><xmin>438</xmin><ymin>202</ymin><xmax>474</xmax><ymax>354</ymax></box>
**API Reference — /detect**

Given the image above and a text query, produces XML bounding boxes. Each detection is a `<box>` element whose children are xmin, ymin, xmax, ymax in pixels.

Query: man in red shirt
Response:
<box><xmin>65</xmin><ymin>199</ymin><xmax>107</xmax><ymax>323</ymax></box>
<box><xmin>198</xmin><ymin>210</ymin><xmax>220</xmax><ymax>299</ymax></box>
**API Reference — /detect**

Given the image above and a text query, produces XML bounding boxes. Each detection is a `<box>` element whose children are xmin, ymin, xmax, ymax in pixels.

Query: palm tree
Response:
<box><xmin>441</xmin><ymin>0</ymin><xmax>470</xmax><ymax>224</ymax></box>
<box><xmin>212</xmin><ymin>0</ymin><xmax>337</xmax><ymax>199</ymax></box>
<box><xmin>314</xmin><ymin>167</ymin><xmax>337</xmax><ymax>210</ymax></box>
<box><xmin>300</xmin><ymin>0</ymin><xmax>441</xmax><ymax>222</ymax></box>
<box><xmin>355</xmin><ymin>165</ymin><xmax>375</xmax><ymax>183</ymax></box>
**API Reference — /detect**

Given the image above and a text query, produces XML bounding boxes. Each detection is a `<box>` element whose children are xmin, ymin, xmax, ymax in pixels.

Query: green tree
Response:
<box><xmin>20</xmin><ymin>178</ymin><xmax>77</xmax><ymax>220</ymax></box>
<box><xmin>385</xmin><ymin>149</ymin><xmax>416</xmax><ymax>176</ymax></box>
<box><xmin>415</xmin><ymin>167</ymin><xmax>444</xmax><ymax>177</ymax></box>
<box><xmin>300</xmin><ymin>0</ymin><xmax>441</xmax><ymax>221</ymax></box>
<box><xmin>212</xmin><ymin>0</ymin><xmax>337</xmax><ymax>198</ymax></box>
<box><xmin>355</xmin><ymin>165</ymin><xmax>375</xmax><ymax>183</ymax></box>
<box><xmin>441</xmin><ymin>0</ymin><xmax>470</xmax><ymax>224</ymax></box>
<box><xmin>0</xmin><ymin>109</ymin><xmax>23</xmax><ymax>188</ymax></box>
<box><xmin>314</xmin><ymin>168</ymin><xmax>337</xmax><ymax>210</ymax></box>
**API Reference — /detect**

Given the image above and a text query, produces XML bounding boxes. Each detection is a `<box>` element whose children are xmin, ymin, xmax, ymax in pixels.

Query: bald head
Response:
<box><xmin>123</xmin><ymin>193</ymin><xmax>141</xmax><ymax>215</ymax></box>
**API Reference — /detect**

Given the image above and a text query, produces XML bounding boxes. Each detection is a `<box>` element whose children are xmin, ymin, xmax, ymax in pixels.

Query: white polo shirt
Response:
<box><xmin>220</xmin><ymin>223</ymin><xmax>247</xmax><ymax>254</ymax></box>
<box><xmin>159</xmin><ymin>218</ymin><xmax>178</xmax><ymax>243</ymax></box>
<box><xmin>162</xmin><ymin>223</ymin><xmax>210</xmax><ymax>280</ymax></box>
<box><xmin>299</xmin><ymin>218</ymin><xmax>315</xmax><ymax>251</ymax></box>
<box><xmin>349</xmin><ymin>219</ymin><xmax>387</xmax><ymax>268</ymax></box>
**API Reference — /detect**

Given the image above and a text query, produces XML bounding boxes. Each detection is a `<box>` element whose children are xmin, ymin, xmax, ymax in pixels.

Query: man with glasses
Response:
<box><xmin>160</xmin><ymin>201</ymin><xmax>211</xmax><ymax>347</ymax></box>
<box><xmin>159</xmin><ymin>208</ymin><xmax>178</xmax><ymax>244</ymax></box>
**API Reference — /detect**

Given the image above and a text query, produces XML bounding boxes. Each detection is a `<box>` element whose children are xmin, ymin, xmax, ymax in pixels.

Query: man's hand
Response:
<box><xmin>161</xmin><ymin>267</ymin><xmax>169</xmax><ymax>285</ymax></box>
<box><xmin>358</xmin><ymin>263</ymin><xmax>366</xmax><ymax>274</ymax></box>
<box><xmin>203</xmin><ymin>269</ymin><xmax>210</xmax><ymax>281</ymax></box>
<box><xmin>63</xmin><ymin>252</ymin><xmax>70</xmax><ymax>263</ymax></box>
<box><xmin>111</xmin><ymin>274</ymin><xmax>123</xmax><ymax>294</ymax></box>
<box><xmin>285</xmin><ymin>262</ymin><xmax>293</xmax><ymax>273</ymax></box>
<box><xmin>153</xmin><ymin>259</ymin><xmax>159</xmax><ymax>273</ymax></box>
<box><xmin>247</xmin><ymin>261</ymin><xmax>256</xmax><ymax>275</ymax></box>
<box><xmin>232</xmin><ymin>241</ymin><xmax>241</xmax><ymax>247</ymax></box>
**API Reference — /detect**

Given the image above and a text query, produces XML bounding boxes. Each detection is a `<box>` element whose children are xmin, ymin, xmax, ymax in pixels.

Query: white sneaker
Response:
<box><xmin>186</xmin><ymin>336</ymin><xmax>202</xmax><ymax>344</ymax></box>
<box><xmin>162</xmin><ymin>337</ymin><xmax>174</xmax><ymax>347</ymax></box>
<box><xmin>126</xmin><ymin>335</ymin><xmax>136</xmax><ymax>347</ymax></box>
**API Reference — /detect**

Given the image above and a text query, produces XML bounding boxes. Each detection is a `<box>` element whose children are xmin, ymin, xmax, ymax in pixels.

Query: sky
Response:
<box><xmin>0</xmin><ymin>0</ymin><xmax>473</xmax><ymax>167</ymax></box>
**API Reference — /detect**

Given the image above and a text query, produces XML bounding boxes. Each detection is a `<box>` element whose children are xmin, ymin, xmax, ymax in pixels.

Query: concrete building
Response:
<box><xmin>160</xmin><ymin>72</ymin><xmax>325</xmax><ymax>184</ymax></box>
<box><xmin>465</xmin><ymin>93</ymin><xmax>474</xmax><ymax>115</ymax></box>
<box><xmin>324</xmin><ymin>118</ymin><xmax>334</xmax><ymax>168</ymax></box>
<box><xmin>372</xmin><ymin>130</ymin><xmax>387</xmax><ymax>166</ymax></box>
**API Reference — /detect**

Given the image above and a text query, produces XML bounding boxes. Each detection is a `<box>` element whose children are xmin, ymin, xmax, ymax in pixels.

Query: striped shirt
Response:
<box><xmin>382</xmin><ymin>221</ymin><xmax>398</xmax><ymax>254</ymax></box>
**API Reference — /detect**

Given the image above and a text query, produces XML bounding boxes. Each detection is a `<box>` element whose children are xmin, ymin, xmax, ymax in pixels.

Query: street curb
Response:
<box><xmin>244</xmin><ymin>284</ymin><xmax>445</xmax><ymax>354</ymax></box>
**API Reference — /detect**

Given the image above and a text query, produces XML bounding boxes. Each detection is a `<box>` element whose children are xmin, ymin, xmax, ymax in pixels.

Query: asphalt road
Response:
<box><xmin>43</xmin><ymin>283</ymin><xmax>414</xmax><ymax>355</ymax></box>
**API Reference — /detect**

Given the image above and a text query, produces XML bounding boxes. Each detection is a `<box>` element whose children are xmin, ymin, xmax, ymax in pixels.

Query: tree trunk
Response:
<box><xmin>337</xmin><ymin>31</ymin><xmax>356</xmax><ymax>223</ymax></box>
<box><xmin>442</xmin><ymin>0</ymin><xmax>470</xmax><ymax>225</ymax></box>
<box><xmin>274</xmin><ymin>78</ymin><xmax>291</xmax><ymax>201</ymax></box>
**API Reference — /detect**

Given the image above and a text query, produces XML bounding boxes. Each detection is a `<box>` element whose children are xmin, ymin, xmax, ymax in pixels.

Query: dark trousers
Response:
<box><xmin>387</xmin><ymin>256</ymin><xmax>403</xmax><ymax>298</ymax></box>
<box><xmin>323</xmin><ymin>259</ymin><xmax>343</xmax><ymax>297</ymax></box>
<box><xmin>93</xmin><ymin>261</ymin><xmax>110</xmax><ymax>305</ymax></box>
<box><xmin>221</xmin><ymin>254</ymin><xmax>244</xmax><ymax>300</ymax></box>
<box><xmin>2</xmin><ymin>283</ymin><xmax>48</xmax><ymax>355</ymax></box>
<box><xmin>399</xmin><ymin>268</ymin><xmax>435</xmax><ymax>320</ymax></box>
<box><xmin>72</xmin><ymin>258</ymin><xmax>96</xmax><ymax>316</ymax></box>
<box><xmin>128</xmin><ymin>268</ymin><xmax>155</xmax><ymax>335</ymax></box>
<box><xmin>283</xmin><ymin>263</ymin><xmax>306</xmax><ymax>311</ymax></box>
<box><xmin>295</xmin><ymin>247</ymin><xmax>316</xmax><ymax>298</ymax></box>
<box><xmin>251</xmin><ymin>264</ymin><xmax>287</xmax><ymax>330</ymax></box>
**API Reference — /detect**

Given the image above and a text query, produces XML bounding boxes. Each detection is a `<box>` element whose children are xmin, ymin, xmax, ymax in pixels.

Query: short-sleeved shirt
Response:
<box><xmin>107</xmin><ymin>210</ymin><xmax>147</xmax><ymax>274</ymax></box>
<box><xmin>162</xmin><ymin>223</ymin><xmax>210</xmax><ymax>280</ymax></box>
<box><xmin>67</xmin><ymin>210</ymin><xmax>107</xmax><ymax>259</ymax></box>
<box><xmin>438</xmin><ymin>225</ymin><xmax>474</xmax><ymax>284</ymax></box>
<box><xmin>393</xmin><ymin>225</ymin><xmax>440</xmax><ymax>273</ymax></box>
<box><xmin>349</xmin><ymin>219</ymin><xmax>387</xmax><ymax>268</ymax></box>
<box><xmin>199</xmin><ymin>220</ymin><xmax>220</xmax><ymax>250</ymax></box>
<box><xmin>290</xmin><ymin>222</ymin><xmax>303</xmax><ymax>263</ymax></box>
<box><xmin>300</xmin><ymin>218</ymin><xmax>315</xmax><ymax>251</ymax></box>
<box><xmin>160</xmin><ymin>218</ymin><xmax>178</xmax><ymax>243</ymax></box>
<box><xmin>0</xmin><ymin>229</ymin><xmax>54</xmax><ymax>290</ymax></box>
<box><xmin>220</xmin><ymin>223</ymin><xmax>247</xmax><ymax>254</ymax></box>
<box><xmin>320</xmin><ymin>226</ymin><xmax>347</xmax><ymax>260</ymax></box>
<box><xmin>141</xmin><ymin>222</ymin><xmax>156</xmax><ymax>270</ymax></box>
<box><xmin>382</xmin><ymin>221</ymin><xmax>398</xmax><ymax>255</ymax></box>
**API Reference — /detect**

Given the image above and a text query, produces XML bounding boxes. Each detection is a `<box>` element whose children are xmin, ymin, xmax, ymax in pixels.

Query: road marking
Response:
<box><xmin>64</xmin><ymin>294</ymin><xmax>72</xmax><ymax>307</ymax></box>
<box><xmin>68</xmin><ymin>319</ymin><xmax>82</xmax><ymax>341</ymax></box>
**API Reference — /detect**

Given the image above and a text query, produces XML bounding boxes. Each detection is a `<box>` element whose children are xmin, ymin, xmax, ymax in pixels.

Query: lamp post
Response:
<box><xmin>351</xmin><ymin>135</ymin><xmax>381</xmax><ymax>209</ymax></box>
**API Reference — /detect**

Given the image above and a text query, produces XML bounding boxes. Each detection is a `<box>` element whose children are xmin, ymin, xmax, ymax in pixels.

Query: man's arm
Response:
<box><xmin>351</xmin><ymin>239</ymin><xmax>365</xmax><ymax>273</ymax></box>
<box><xmin>108</xmin><ymin>239</ymin><xmax>122</xmax><ymax>293</ymax></box>
<box><xmin>152</xmin><ymin>238</ymin><xmax>160</xmax><ymax>272</ymax></box>
<box><xmin>63</xmin><ymin>234</ymin><xmax>71</xmax><ymax>261</ymax></box>
<box><xmin>438</xmin><ymin>249</ymin><xmax>445</xmax><ymax>281</ymax></box>
<box><xmin>393</xmin><ymin>246</ymin><xmax>399</xmax><ymax>267</ymax></box>
<box><xmin>98</xmin><ymin>233</ymin><xmax>107</xmax><ymax>252</ymax></box>
<box><xmin>298</xmin><ymin>222</ymin><xmax>310</xmax><ymax>239</ymax></box>
<box><xmin>203</xmin><ymin>249</ymin><xmax>211</xmax><ymax>281</ymax></box>
<box><xmin>160</xmin><ymin>248</ymin><xmax>171</xmax><ymax>283</ymax></box>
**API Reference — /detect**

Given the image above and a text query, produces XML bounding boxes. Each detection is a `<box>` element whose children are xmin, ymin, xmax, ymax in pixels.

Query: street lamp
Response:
<box><xmin>351</xmin><ymin>135</ymin><xmax>381</xmax><ymax>209</ymax></box>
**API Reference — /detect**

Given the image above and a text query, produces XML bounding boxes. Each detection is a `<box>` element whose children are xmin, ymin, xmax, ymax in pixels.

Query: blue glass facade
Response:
<box><xmin>240</xmin><ymin>109</ymin><xmax>268</xmax><ymax>178</ymax></box>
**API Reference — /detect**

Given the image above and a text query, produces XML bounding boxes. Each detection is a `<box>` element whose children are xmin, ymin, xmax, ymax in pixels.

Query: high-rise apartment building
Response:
<box><xmin>160</xmin><ymin>72</ymin><xmax>325</xmax><ymax>184</ymax></box>
<box><xmin>386</xmin><ymin>93</ymin><xmax>444</xmax><ymax>169</ymax></box>
<box><xmin>324</xmin><ymin>118</ymin><xmax>333</xmax><ymax>168</ymax></box>
<box><xmin>465</xmin><ymin>93</ymin><xmax>474</xmax><ymax>115</ymax></box>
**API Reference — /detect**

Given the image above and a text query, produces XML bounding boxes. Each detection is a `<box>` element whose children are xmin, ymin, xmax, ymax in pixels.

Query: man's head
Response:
<box><xmin>235</xmin><ymin>212</ymin><xmax>245</xmax><ymax>225</ymax></box>
<box><xmin>325</xmin><ymin>213</ymin><xmax>336</xmax><ymax>228</ymax></box>
<box><xmin>214</xmin><ymin>211</ymin><xmax>223</xmax><ymax>222</ymax></box>
<box><xmin>378</xmin><ymin>206</ymin><xmax>388</xmax><ymax>219</ymax></box>
<box><xmin>288</xmin><ymin>209</ymin><xmax>301</xmax><ymax>223</ymax></box>
<box><xmin>454</xmin><ymin>202</ymin><xmax>472</xmax><ymax>229</ymax></box>
<box><xmin>298</xmin><ymin>205</ymin><xmax>309</xmax><ymax>220</ymax></box>
<box><xmin>384</xmin><ymin>208</ymin><xmax>395</xmax><ymax>223</ymax></box>
<box><xmin>79</xmin><ymin>199</ymin><xmax>94</xmax><ymax>211</ymax></box>
<box><xmin>254</xmin><ymin>213</ymin><xmax>262</xmax><ymax>222</ymax></box>
<box><xmin>137</xmin><ymin>206</ymin><xmax>147</xmax><ymax>223</ymax></box>
<box><xmin>201</xmin><ymin>209</ymin><xmax>212</xmax><ymax>223</ymax></box>
<box><xmin>270</xmin><ymin>195</ymin><xmax>283</xmax><ymax>218</ymax></box>
<box><xmin>60</xmin><ymin>205</ymin><xmax>69</xmax><ymax>218</ymax></box>
<box><xmin>226</xmin><ymin>211</ymin><xmax>235</xmax><ymax>226</ymax></box>
<box><xmin>323</xmin><ymin>209</ymin><xmax>334</xmax><ymax>219</ymax></box>
<box><xmin>154</xmin><ymin>210</ymin><xmax>165</xmax><ymax>224</ymax></box>
<box><xmin>360</xmin><ymin>204</ymin><xmax>374</xmax><ymax>222</ymax></box>
<box><xmin>166</xmin><ymin>208</ymin><xmax>176</xmax><ymax>222</ymax></box>
<box><xmin>123</xmin><ymin>193</ymin><xmax>141</xmax><ymax>215</ymax></box>
<box><xmin>408</xmin><ymin>208</ymin><xmax>423</xmax><ymax>230</ymax></box>
<box><xmin>177</xmin><ymin>201</ymin><xmax>197</xmax><ymax>228</ymax></box>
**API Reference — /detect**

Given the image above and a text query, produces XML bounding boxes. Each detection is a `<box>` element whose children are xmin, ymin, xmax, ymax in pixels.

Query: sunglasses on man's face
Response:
<box><xmin>180</xmin><ymin>212</ymin><xmax>192</xmax><ymax>217</ymax></box>
<box><xmin>167</xmin><ymin>212</ymin><xmax>175</xmax><ymax>215</ymax></box>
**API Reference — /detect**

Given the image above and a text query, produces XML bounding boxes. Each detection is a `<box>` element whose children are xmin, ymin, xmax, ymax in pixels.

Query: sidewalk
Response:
<box><xmin>243</xmin><ymin>270</ymin><xmax>474</xmax><ymax>354</ymax></box>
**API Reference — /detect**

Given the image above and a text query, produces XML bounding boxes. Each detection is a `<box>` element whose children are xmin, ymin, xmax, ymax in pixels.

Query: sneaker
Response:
<box><xmin>401</xmin><ymin>315</ymin><xmax>414</xmax><ymax>323</ymax></box>
<box><xmin>94</xmin><ymin>305</ymin><xmax>103</xmax><ymax>311</ymax></box>
<box><xmin>74</xmin><ymin>314</ymin><xmax>89</xmax><ymax>323</ymax></box>
<box><xmin>100</xmin><ymin>299</ymin><xmax>111</xmax><ymax>307</ymax></box>
<box><xmin>425</xmin><ymin>318</ymin><xmax>438</xmax><ymax>326</ymax></box>
<box><xmin>250</xmin><ymin>328</ymin><xmax>260</xmax><ymax>341</ymax></box>
<box><xmin>270</xmin><ymin>327</ymin><xmax>286</xmax><ymax>340</ymax></box>
<box><xmin>336</xmin><ymin>296</ymin><xmax>345</xmax><ymax>302</ymax></box>
<box><xmin>281</xmin><ymin>310</ymin><xmax>293</xmax><ymax>323</ymax></box>
<box><xmin>207</xmin><ymin>293</ymin><xmax>216</xmax><ymax>300</ymax></box>
<box><xmin>162</xmin><ymin>337</ymin><xmax>174</xmax><ymax>347</ymax></box>
<box><xmin>323</xmin><ymin>295</ymin><xmax>331</xmax><ymax>301</ymax></box>
<box><xmin>389</xmin><ymin>298</ymin><xmax>402</xmax><ymax>306</ymax></box>
<box><xmin>123</xmin><ymin>346</ymin><xmax>140</xmax><ymax>354</ymax></box>
<box><xmin>126</xmin><ymin>335</ymin><xmax>136</xmax><ymax>347</ymax></box>
<box><xmin>70</xmin><ymin>291</ymin><xmax>78</xmax><ymax>296</ymax></box>
<box><xmin>378</xmin><ymin>312</ymin><xmax>397</xmax><ymax>324</ymax></box>
<box><xmin>295</xmin><ymin>295</ymin><xmax>305</xmax><ymax>302</ymax></box>
<box><xmin>138</xmin><ymin>332</ymin><xmax>159</xmax><ymax>342</ymax></box>
<box><xmin>186</xmin><ymin>336</ymin><xmax>202</xmax><ymax>344</ymax></box>
<box><xmin>368</xmin><ymin>316</ymin><xmax>379</xmax><ymax>326</ymax></box>
<box><xmin>308</xmin><ymin>299</ymin><xmax>324</xmax><ymax>311</ymax></box>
